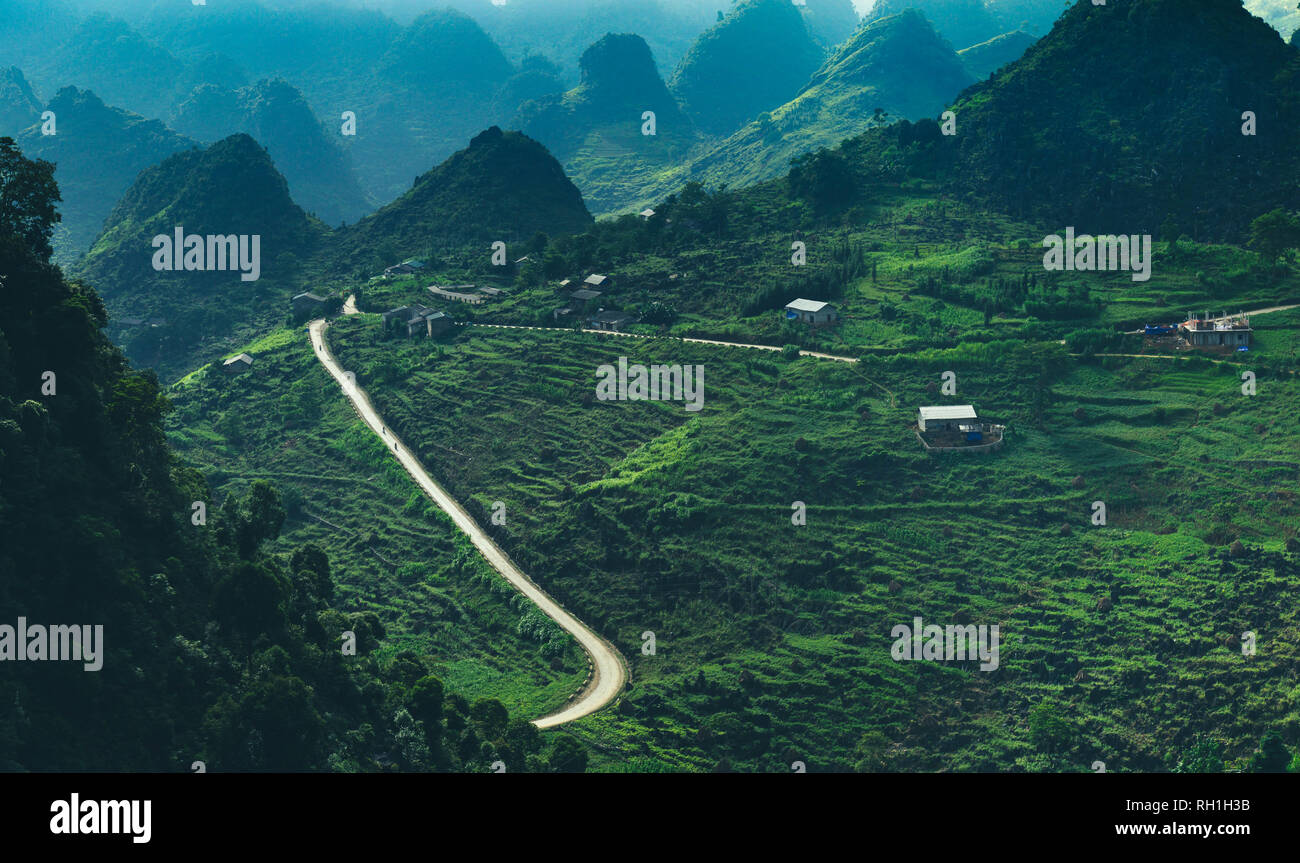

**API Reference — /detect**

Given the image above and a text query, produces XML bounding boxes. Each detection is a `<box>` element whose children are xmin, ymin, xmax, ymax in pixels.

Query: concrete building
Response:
<box><xmin>1179</xmin><ymin>313</ymin><xmax>1251</xmax><ymax>348</ymax></box>
<box><xmin>784</xmin><ymin>298</ymin><xmax>838</xmax><ymax>326</ymax></box>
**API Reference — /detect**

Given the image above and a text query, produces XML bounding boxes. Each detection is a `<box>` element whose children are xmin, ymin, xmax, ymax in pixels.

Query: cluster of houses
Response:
<box><xmin>552</xmin><ymin>274</ymin><xmax>637</xmax><ymax>331</ymax></box>
<box><xmin>381</xmin><ymin>304</ymin><xmax>455</xmax><ymax>338</ymax></box>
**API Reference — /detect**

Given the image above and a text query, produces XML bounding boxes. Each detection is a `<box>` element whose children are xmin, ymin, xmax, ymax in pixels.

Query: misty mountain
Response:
<box><xmin>16</xmin><ymin>87</ymin><xmax>198</xmax><ymax>264</ymax></box>
<box><xmin>0</xmin><ymin>67</ymin><xmax>42</xmax><ymax>137</ymax></box>
<box><xmin>799</xmin><ymin>0</ymin><xmax>864</xmax><ymax>50</ymax></box>
<box><xmin>29</xmin><ymin>13</ymin><xmax>184</xmax><ymax>120</ymax></box>
<box><xmin>516</xmin><ymin>33</ymin><xmax>699</xmax><ymax>215</ymax></box>
<box><xmin>170</xmin><ymin>78</ymin><xmax>372</xmax><ymax>227</ymax></box>
<box><xmin>689</xmin><ymin>8</ymin><xmax>974</xmax><ymax>190</ymax></box>
<box><xmin>669</xmin><ymin>0</ymin><xmax>827</xmax><ymax>137</ymax></box>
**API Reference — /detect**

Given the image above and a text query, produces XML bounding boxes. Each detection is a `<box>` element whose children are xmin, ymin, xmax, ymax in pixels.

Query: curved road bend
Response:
<box><xmin>308</xmin><ymin>319</ymin><xmax>628</xmax><ymax>728</ymax></box>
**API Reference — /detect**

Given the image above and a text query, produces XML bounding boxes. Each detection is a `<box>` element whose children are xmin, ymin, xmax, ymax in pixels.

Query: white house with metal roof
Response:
<box><xmin>917</xmin><ymin>405</ymin><xmax>978</xmax><ymax>432</ymax></box>
<box><xmin>784</xmin><ymin>298</ymin><xmax>838</xmax><ymax>325</ymax></box>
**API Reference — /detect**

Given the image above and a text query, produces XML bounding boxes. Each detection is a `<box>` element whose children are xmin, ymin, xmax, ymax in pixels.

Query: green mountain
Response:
<box><xmin>74</xmin><ymin>133</ymin><xmax>326</xmax><ymax>376</ymax></box>
<box><xmin>16</xmin><ymin>87</ymin><xmax>197</xmax><ymax>263</ymax></box>
<box><xmin>0</xmin><ymin>66</ymin><xmax>41</xmax><ymax>136</ymax></box>
<box><xmin>336</xmin><ymin>127</ymin><xmax>593</xmax><ymax>268</ymax></box>
<box><xmin>921</xmin><ymin>0</ymin><xmax>1300</xmax><ymax>239</ymax></box>
<box><xmin>170</xmin><ymin>78</ymin><xmax>372</xmax><ymax>227</ymax></box>
<box><xmin>517</xmin><ymin>33</ymin><xmax>699</xmax><ymax>214</ymax></box>
<box><xmin>957</xmin><ymin>29</ymin><xmax>1038</xmax><ymax>79</ymax></box>
<box><xmin>688</xmin><ymin>9</ymin><xmax>974</xmax><ymax>190</ymax></box>
<box><xmin>669</xmin><ymin>0</ymin><xmax>826</xmax><ymax>137</ymax></box>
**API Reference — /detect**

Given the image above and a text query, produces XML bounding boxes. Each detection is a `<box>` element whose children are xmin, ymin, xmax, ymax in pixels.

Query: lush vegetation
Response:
<box><xmin>0</xmin><ymin>138</ymin><xmax>590</xmax><ymax>773</ymax></box>
<box><xmin>322</xmin><ymin>319</ymin><xmax>1300</xmax><ymax>772</ymax></box>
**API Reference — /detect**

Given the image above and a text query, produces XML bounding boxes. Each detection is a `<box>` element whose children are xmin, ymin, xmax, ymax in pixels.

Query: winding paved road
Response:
<box><xmin>308</xmin><ymin>319</ymin><xmax>627</xmax><ymax>728</ymax></box>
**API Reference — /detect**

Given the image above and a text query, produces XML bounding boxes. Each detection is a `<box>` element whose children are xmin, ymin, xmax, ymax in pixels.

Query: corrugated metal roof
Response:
<box><xmin>785</xmin><ymin>298</ymin><xmax>831</xmax><ymax>313</ymax></box>
<box><xmin>918</xmin><ymin>405</ymin><xmax>977</xmax><ymax>420</ymax></box>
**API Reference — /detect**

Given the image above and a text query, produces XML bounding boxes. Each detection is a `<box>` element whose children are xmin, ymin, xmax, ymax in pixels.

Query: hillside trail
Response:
<box><xmin>307</xmin><ymin>318</ymin><xmax>627</xmax><ymax>729</ymax></box>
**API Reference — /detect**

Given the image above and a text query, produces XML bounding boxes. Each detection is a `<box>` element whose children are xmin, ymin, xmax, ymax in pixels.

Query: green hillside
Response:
<box><xmin>74</xmin><ymin>133</ymin><xmax>328</xmax><ymax>379</ymax></box>
<box><xmin>957</xmin><ymin>30</ymin><xmax>1038</xmax><ymax>80</ymax></box>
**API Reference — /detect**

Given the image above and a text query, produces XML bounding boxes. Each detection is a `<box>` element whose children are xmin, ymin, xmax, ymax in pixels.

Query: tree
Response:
<box><xmin>0</xmin><ymin>137</ymin><xmax>61</xmax><ymax>260</ymax></box>
<box><xmin>1248</xmin><ymin>730</ymin><xmax>1292</xmax><ymax>773</ymax></box>
<box><xmin>547</xmin><ymin>734</ymin><xmax>588</xmax><ymax>773</ymax></box>
<box><xmin>1172</xmin><ymin>733</ymin><xmax>1224</xmax><ymax>773</ymax></box>
<box><xmin>1248</xmin><ymin>208</ymin><xmax>1300</xmax><ymax>261</ymax></box>
<box><xmin>1028</xmin><ymin>701</ymin><xmax>1072</xmax><ymax>753</ymax></box>
<box><xmin>408</xmin><ymin>676</ymin><xmax>445</xmax><ymax>732</ymax></box>
<box><xmin>470</xmin><ymin>697</ymin><xmax>509</xmax><ymax>741</ymax></box>
<box><xmin>789</xmin><ymin>148</ymin><xmax>855</xmax><ymax>214</ymax></box>
<box><xmin>233</xmin><ymin>480</ymin><xmax>286</xmax><ymax>558</ymax></box>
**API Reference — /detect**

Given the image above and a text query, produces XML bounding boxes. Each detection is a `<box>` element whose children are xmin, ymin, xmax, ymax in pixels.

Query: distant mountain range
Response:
<box><xmin>170</xmin><ymin>78</ymin><xmax>372</xmax><ymax>228</ymax></box>
<box><xmin>688</xmin><ymin>9</ymin><xmax>975</xmax><ymax>190</ymax></box>
<box><xmin>13</xmin><ymin>87</ymin><xmax>198</xmax><ymax>263</ymax></box>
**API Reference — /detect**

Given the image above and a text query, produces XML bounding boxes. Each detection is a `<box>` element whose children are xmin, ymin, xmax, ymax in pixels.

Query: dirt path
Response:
<box><xmin>468</xmin><ymin>322</ymin><xmax>860</xmax><ymax>363</ymax></box>
<box><xmin>308</xmin><ymin>319</ymin><xmax>627</xmax><ymax>728</ymax></box>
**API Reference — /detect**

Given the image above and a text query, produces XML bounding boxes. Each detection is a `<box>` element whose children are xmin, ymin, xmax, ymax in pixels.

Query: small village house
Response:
<box><xmin>784</xmin><ymin>298</ymin><xmax>838</xmax><ymax>326</ymax></box>
<box><xmin>584</xmin><ymin>274</ymin><xmax>609</xmax><ymax>288</ymax></box>
<box><xmin>291</xmin><ymin>291</ymin><xmax>328</xmax><ymax>318</ymax></box>
<box><xmin>222</xmin><ymin>353</ymin><xmax>254</xmax><ymax>375</ymax></box>
<box><xmin>589</xmin><ymin>309</ymin><xmax>635</xmax><ymax>332</ymax></box>
<box><xmin>917</xmin><ymin>405</ymin><xmax>979</xmax><ymax>433</ymax></box>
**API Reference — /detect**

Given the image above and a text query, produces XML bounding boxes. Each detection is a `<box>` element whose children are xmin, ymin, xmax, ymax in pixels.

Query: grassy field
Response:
<box><xmin>324</xmin><ymin>316</ymin><xmax>1300</xmax><ymax>771</ymax></box>
<box><xmin>163</xmin><ymin>324</ymin><xmax>588</xmax><ymax>719</ymax></box>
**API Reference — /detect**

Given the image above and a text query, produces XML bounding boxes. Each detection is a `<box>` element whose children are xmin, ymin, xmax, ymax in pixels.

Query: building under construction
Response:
<box><xmin>1178</xmin><ymin>311</ymin><xmax>1252</xmax><ymax>348</ymax></box>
